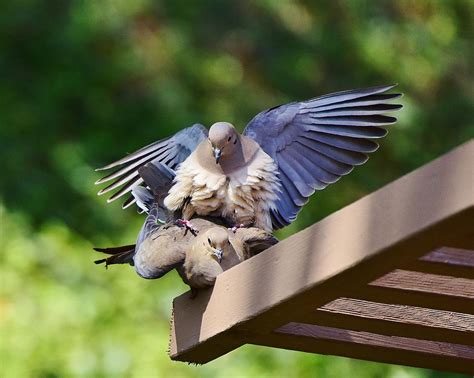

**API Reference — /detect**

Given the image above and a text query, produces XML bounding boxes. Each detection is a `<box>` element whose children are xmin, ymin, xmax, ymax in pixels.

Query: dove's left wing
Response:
<box><xmin>243</xmin><ymin>84</ymin><xmax>402</xmax><ymax>230</ymax></box>
<box><xmin>95</xmin><ymin>124</ymin><xmax>208</xmax><ymax>208</ymax></box>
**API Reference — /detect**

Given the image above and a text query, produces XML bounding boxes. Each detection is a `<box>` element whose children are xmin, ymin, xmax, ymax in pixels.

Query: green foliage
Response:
<box><xmin>0</xmin><ymin>0</ymin><xmax>472</xmax><ymax>376</ymax></box>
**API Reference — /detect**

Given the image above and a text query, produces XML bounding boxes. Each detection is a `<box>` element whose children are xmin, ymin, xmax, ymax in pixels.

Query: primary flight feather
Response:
<box><xmin>96</xmin><ymin>84</ymin><xmax>402</xmax><ymax>231</ymax></box>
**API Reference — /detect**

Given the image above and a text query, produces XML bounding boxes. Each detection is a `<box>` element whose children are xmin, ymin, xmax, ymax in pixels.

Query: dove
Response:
<box><xmin>179</xmin><ymin>226</ymin><xmax>278</xmax><ymax>295</ymax></box>
<box><xmin>178</xmin><ymin>228</ymin><xmax>236</xmax><ymax>291</ymax></box>
<box><xmin>96</xmin><ymin>84</ymin><xmax>402</xmax><ymax>232</ymax></box>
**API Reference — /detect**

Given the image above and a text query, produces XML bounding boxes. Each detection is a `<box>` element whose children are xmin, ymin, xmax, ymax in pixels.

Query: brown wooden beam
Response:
<box><xmin>421</xmin><ymin>247</ymin><xmax>474</xmax><ymax>267</ymax></box>
<box><xmin>246</xmin><ymin>323</ymin><xmax>474</xmax><ymax>375</ymax></box>
<box><xmin>170</xmin><ymin>140</ymin><xmax>474</xmax><ymax>363</ymax></box>
<box><xmin>295</xmin><ymin>298</ymin><xmax>474</xmax><ymax>346</ymax></box>
<box><xmin>403</xmin><ymin>260</ymin><xmax>474</xmax><ymax>279</ymax></box>
<box><xmin>403</xmin><ymin>247</ymin><xmax>474</xmax><ymax>278</ymax></box>
<box><xmin>370</xmin><ymin>269</ymin><xmax>474</xmax><ymax>299</ymax></box>
<box><xmin>350</xmin><ymin>285</ymin><xmax>474</xmax><ymax>315</ymax></box>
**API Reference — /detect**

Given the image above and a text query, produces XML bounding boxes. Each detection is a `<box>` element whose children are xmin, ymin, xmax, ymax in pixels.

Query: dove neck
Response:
<box><xmin>219</xmin><ymin>135</ymin><xmax>259</xmax><ymax>173</ymax></box>
<box><xmin>197</xmin><ymin>135</ymin><xmax>259</xmax><ymax>174</ymax></box>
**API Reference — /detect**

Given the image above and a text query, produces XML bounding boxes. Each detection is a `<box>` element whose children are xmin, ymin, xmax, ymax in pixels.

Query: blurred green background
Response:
<box><xmin>1</xmin><ymin>0</ymin><xmax>473</xmax><ymax>377</ymax></box>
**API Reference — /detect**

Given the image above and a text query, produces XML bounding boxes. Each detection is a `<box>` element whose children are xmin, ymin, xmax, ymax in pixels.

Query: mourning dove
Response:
<box><xmin>178</xmin><ymin>228</ymin><xmax>235</xmax><ymax>290</ymax></box>
<box><xmin>96</xmin><ymin>85</ymin><xmax>402</xmax><ymax>231</ymax></box>
<box><xmin>95</xmin><ymin>216</ymin><xmax>277</xmax><ymax>283</ymax></box>
<box><xmin>178</xmin><ymin>226</ymin><xmax>278</xmax><ymax>294</ymax></box>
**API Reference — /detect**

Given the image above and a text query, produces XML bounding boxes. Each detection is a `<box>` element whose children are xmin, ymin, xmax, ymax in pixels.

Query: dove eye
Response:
<box><xmin>227</xmin><ymin>136</ymin><xmax>231</xmax><ymax>142</ymax></box>
<box><xmin>208</xmin><ymin>237</ymin><xmax>212</xmax><ymax>245</ymax></box>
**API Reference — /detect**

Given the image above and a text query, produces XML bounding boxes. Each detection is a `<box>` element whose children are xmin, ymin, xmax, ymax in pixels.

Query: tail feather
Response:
<box><xmin>93</xmin><ymin>244</ymin><xmax>136</xmax><ymax>267</ymax></box>
<box><xmin>93</xmin><ymin>244</ymin><xmax>136</xmax><ymax>255</ymax></box>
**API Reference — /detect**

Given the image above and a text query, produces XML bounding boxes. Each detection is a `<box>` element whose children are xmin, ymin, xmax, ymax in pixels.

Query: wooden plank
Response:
<box><xmin>301</xmin><ymin>298</ymin><xmax>474</xmax><ymax>346</ymax></box>
<box><xmin>350</xmin><ymin>285</ymin><xmax>474</xmax><ymax>315</ymax></box>
<box><xmin>277</xmin><ymin>323</ymin><xmax>474</xmax><ymax>359</ymax></box>
<box><xmin>404</xmin><ymin>247</ymin><xmax>474</xmax><ymax>278</ymax></box>
<box><xmin>170</xmin><ymin>140</ymin><xmax>474</xmax><ymax>363</ymax></box>
<box><xmin>370</xmin><ymin>269</ymin><xmax>474</xmax><ymax>299</ymax></box>
<box><xmin>169</xmin><ymin>298</ymin><xmax>246</xmax><ymax>363</ymax></box>
<box><xmin>404</xmin><ymin>260</ymin><xmax>474</xmax><ymax>279</ymax></box>
<box><xmin>320</xmin><ymin>298</ymin><xmax>474</xmax><ymax>333</ymax></box>
<box><xmin>421</xmin><ymin>247</ymin><xmax>474</xmax><ymax>267</ymax></box>
<box><xmin>245</xmin><ymin>323</ymin><xmax>474</xmax><ymax>375</ymax></box>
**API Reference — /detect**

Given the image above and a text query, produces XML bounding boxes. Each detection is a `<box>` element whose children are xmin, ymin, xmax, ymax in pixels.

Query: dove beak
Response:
<box><xmin>211</xmin><ymin>247</ymin><xmax>223</xmax><ymax>262</ymax></box>
<box><xmin>213</xmin><ymin>148</ymin><xmax>222</xmax><ymax>164</ymax></box>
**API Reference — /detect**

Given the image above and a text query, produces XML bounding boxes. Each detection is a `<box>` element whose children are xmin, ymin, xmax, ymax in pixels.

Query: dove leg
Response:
<box><xmin>229</xmin><ymin>223</ymin><xmax>245</xmax><ymax>233</ymax></box>
<box><xmin>175</xmin><ymin>219</ymin><xmax>199</xmax><ymax>236</ymax></box>
<box><xmin>174</xmin><ymin>202</ymin><xmax>199</xmax><ymax>235</ymax></box>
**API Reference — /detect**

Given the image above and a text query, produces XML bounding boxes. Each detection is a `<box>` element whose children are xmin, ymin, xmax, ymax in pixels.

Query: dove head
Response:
<box><xmin>204</xmin><ymin>227</ymin><xmax>230</xmax><ymax>263</ymax></box>
<box><xmin>208</xmin><ymin>122</ymin><xmax>239</xmax><ymax>164</ymax></box>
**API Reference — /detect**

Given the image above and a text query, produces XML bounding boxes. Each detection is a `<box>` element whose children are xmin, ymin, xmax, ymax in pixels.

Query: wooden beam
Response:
<box><xmin>298</xmin><ymin>298</ymin><xmax>474</xmax><ymax>346</ymax></box>
<box><xmin>421</xmin><ymin>247</ymin><xmax>474</xmax><ymax>267</ymax></box>
<box><xmin>246</xmin><ymin>323</ymin><xmax>474</xmax><ymax>375</ymax></box>
<box><xmin>404</xmin><ymin>260</ymin><xmax>474</xmax><ymax>279</ymax></box>
<box><xmin>350</xmin><ymin>285</ymin><xmax>474</xmax><ymax>315</ymax></box>
<box><xmin>403</xmin><ymin>247</ymin><xmax>474</xmax><ymax>278</ymax></box>
<box><xmin>170</xmin><ymin>140</ymin><xmax>474</xmax><ymax>363</ymax></box>
<box><xmin>370</xmin><ymin>269</ymin><xmax>474</xmax><ymax>299</ymax></box>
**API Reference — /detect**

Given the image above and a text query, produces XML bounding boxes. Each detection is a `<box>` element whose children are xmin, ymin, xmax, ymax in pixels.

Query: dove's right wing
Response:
<box><xmin>243</xmin><ymin>85</ymin><xmax>402</xmax><ymax>230</ymax></box>
<box><xmin>95</xmin><ymin>124</ymin><xmax>208</xmax><ymax>208</ymax></box>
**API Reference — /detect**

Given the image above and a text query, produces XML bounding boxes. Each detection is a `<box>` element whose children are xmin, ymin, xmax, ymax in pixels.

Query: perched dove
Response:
<box><xmin>96</xmin><ymin>85</ymin><xmax>402</xmax><ymax>232</ymax></box>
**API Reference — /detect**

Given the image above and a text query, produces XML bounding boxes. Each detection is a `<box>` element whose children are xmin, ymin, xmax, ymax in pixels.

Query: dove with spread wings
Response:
<box><xmin>96</xmin><ymin>85</ymin><xmax>402</xmax><ymax>232</ymax></box>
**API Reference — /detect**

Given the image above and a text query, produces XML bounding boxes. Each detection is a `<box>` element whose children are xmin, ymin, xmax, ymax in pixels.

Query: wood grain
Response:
<box><xmin>276</xmin><ymin>323</ymin><xmax>474</xmax><ymax>359</ymax></box>
<box><xmin>351</xmin><ymin>285</ymin><xmax>474</xmax><ymax>315</ymax></box>
<box><xmin>370</xmin><ymin>269</ymin><xmax>474</xmax><ymax>299</ymax></box>
<box><xmin>405</xmin><ymin>247</ymin><xmax>474</xmax><ymax>278</ymax></box>
<box><xmin>320</xmin><ymin>297</ymin><xmax>474</xmax><ymax>332</ymax></box>
<box><xmin>304</xmin><ymin>297</ymin><xmax>474</xmax><ymax>345</ymax></box>
<box><xmin>245</xmin><ymin>323</ymin><xmax>474</xmax><ymax>375</ymax></box>
<box><xmin>421</xmin><ymin>247</ymin><xmax>474</xmax><ymax>267</ymax></box>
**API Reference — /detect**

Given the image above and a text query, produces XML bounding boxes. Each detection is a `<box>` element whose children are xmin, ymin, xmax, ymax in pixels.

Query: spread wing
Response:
<box><xmin>243</xmin><ymin>84</ymin><xmax>402</xmax><ymax>229</ymax></box>
<box><xmin>95</xmin><ymin>124</ymin><xmax>208</xmax><ymax>208</ymax></box>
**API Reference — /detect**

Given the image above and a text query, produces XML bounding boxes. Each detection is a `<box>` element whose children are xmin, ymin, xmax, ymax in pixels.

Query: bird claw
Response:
<box><xmin>175</xmin><ymin>219</ymin><xmax>199</xmax><ymax>236</ymax></box>
<box><xmin>229</xmin><ymin>224</ymin><xmax>245</xmax><ymax>233</ymax></box>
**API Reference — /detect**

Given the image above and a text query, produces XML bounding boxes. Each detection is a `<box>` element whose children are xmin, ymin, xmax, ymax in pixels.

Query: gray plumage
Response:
<box><xmin>96</xmin><ymin>124</ymin><xmax>208</xmax><ymax>208</ymax></box>
<box><xmin>96</xmin><ymin>85</ymin><xmax>402</xmax><ymax>230</ymax></box>
<box><xmin>94</xmin><ymin>160</ymin><xmax>177</xmax><ymax>269</ymax></box>
<box><xmin>94</xmin><ymin>217</ymin><xmax>277</xmax><ymax>283</ymax></box>
<box><xmin>243</xmin><ymin>84</ymin><xmax>402</xmax><ymax>228</ymax></box>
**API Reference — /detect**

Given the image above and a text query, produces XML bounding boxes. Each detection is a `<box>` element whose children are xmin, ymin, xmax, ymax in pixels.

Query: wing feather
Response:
<box><xmin>277</xmin><ymin>153</ymin><xmax>316</xmax><ymax>197</ymax></box>
<box><xmin>305</xmin><ymin>131</ymin><xmax>379</xmax><ymax>153</ymax></box>
<box><xmin>286</xmin><ymin>148</ymin><xmax>339</xmax><ymax>185</ymax></box>
<box><xmin>95</xmin><ymin>124</ymin><xmax>208</xmax><ymax>207</ymax></box>
<box><xmin>244</xmin><ymin>85</ymin><xmax>402</xmax><ymax>229</ymax></box>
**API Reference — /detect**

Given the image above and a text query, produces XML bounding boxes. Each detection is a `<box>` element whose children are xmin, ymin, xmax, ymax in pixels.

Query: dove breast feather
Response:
<box><xmin>164</xmin><ymin>140</ymin><xmax>280</xmax><ymax>231</ymax></box>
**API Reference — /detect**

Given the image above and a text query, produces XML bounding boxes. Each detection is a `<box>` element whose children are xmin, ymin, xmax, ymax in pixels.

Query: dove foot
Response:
<box><xmin>175</xmin><ymin>219</ymin><xmax>199</xmax><ymax>236</ymax></box>
<box><xmin>229</xmin><ymin>223</ymin><xmax>245</xmax><ymax>233</ymax></box>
